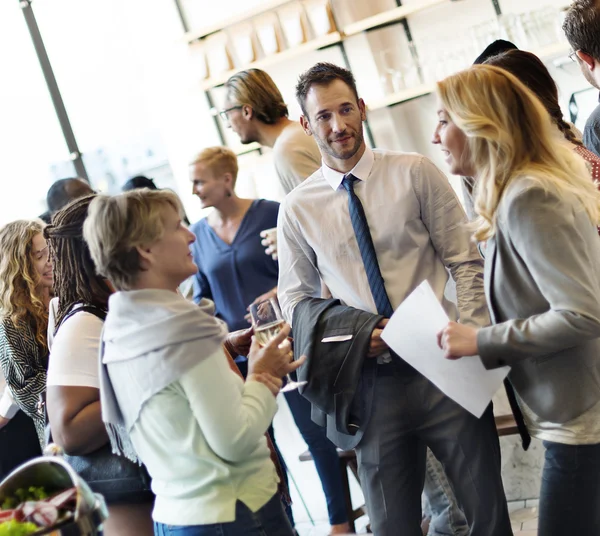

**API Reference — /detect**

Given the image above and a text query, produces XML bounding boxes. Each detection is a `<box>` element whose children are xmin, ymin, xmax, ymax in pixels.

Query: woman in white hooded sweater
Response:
<box><xmin>83</xmin><ymin>189</ymin><xmax>302</xmax><ymax>536</ymax></box>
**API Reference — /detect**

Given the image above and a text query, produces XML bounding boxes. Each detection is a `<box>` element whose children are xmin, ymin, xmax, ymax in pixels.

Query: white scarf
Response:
<box><xmin>99</xmin><ymin>289</ymin><xmax>228</xmax><ymax>462</ymax></box>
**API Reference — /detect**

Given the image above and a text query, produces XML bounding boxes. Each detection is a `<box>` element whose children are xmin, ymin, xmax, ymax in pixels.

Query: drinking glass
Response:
<box><xmin>249</xmin><ymin>297</ymin><xmax>306</xmax><ymax>393</ymax></box>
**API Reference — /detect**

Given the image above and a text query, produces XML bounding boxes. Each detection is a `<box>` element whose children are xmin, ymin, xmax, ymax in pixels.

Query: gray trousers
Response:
<box><xmin>355</xmin><ymin>373</ymin><xmax>513</xmax><ymax>536</ymax></box>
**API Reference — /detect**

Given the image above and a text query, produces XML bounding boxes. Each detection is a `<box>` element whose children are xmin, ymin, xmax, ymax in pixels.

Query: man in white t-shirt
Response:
<box><xmin>222</xmin><ymin>69</ymin><xmax>322</xmax><ymax>261</ymax></box>
<box><xmin>222</xmin><ymin>68</ymin><xmax>321</xmax><ymax>196</ymax></box>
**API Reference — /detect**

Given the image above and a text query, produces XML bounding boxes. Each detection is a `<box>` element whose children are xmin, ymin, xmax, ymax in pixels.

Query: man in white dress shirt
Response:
<box><xmin>277</xmin><ymin>62</ymin><xmax>513</xmax><ymax>536</ymax></box>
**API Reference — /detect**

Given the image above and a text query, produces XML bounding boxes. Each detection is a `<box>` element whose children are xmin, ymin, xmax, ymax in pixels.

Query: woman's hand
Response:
<box><xmin>248</xmin><ymin>373</ymin><xmax>283</xmax><ymax>397</ymax></box>
<box><xmin>245</xmin><ymin>288</ymin><xmax>279</xmax><ymax>324</ymax></box>
<box><xmin>225</xmin><ymin>327</ymin><xmax>253</xmax><ymax>357</ymax></box>
<box><xmin>248</xmin><ymin>323</ymin><xmax>306</xmax><ymax>378</ymax></box>
<box><xmin>437</xmin><ymin>322</ymin><xmax>479</xmax><ymax>360</ymax></box>
<box><xmin>0</xmin><ymin>415</ymin><xmax>10</xmax><ymax>430</ymax></box>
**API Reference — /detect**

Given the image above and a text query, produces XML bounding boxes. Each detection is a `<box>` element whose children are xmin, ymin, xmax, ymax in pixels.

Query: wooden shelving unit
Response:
<box><xmin>201</xmin><ymin>31</ymin><xmax>342</xmax><ymax>90</ymax></box>
<box><xmin>367</xmin><ymin>82</ymin><xmax>437</xmax><ymax>112</ymax></box>
<box><xmin>343</xmin><ymin>0</ymin><xmax>449</xmax><ymax>36</ymax></box>
<box><xmin>184</xmin><ymin>0</ymin><xmax>295</xmax><ymax>43</ymax></box>
<box><xmin>365</xmin><ymin>41</ymin><xmax>572</xmax><ymax>112</ymax></box>
<box><xmin>181</xmin><ymin>0</ymin><xmax>572</xmax><ymax>147</ymax></box>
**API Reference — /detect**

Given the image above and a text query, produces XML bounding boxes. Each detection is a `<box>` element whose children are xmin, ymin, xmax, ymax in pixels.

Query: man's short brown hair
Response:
<box><xmin>563</xmin><ymin>0</ymin><xmax>600</xmax><ymax>62</ymax></box>
<box><xmin>83</xmin><ymin>189</ymin><xmax>182</xmax><ymax>290</ymax></box>
<box><xmin>295</xmin><ymin>62</ymin><xmax>359</xmax><ymax>117</ymax></box>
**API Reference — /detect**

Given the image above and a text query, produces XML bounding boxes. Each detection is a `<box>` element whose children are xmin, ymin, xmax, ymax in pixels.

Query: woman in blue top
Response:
<box><xmin>189</xmin><ymin>147</ymin><xmax>351</xmax><ymax>535</ymax></box>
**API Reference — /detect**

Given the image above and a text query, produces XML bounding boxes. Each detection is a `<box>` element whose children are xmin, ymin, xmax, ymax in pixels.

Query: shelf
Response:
<box><xmin>343</xmin><ymin>0</ymin><xmax>449</xmax><ymax>37</ymax></box>
<box><xmin>365</xmin><ymin>42</ymin><xmax>571</xmax><ymax>111</ymax></box>
<box><xmin>201</xmin><ymin>31</ymin><xmax>342</xmax><ymax>90</ymax></box>
<box><xmin>184</xmin><ymin>0</ymin><xmax>295</xmax><ymax>43</ymax></box>
<box><xmin>367</xmin><ymin>83</ymin><xmax>437</xmax><ymax>111</ymax></box>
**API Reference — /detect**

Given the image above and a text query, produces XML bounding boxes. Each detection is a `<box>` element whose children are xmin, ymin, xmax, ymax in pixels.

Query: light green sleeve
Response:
<box><xmin>178</xmin><ymin>348</ymin><xmax>277</xmax><ymax>462</ymax></box>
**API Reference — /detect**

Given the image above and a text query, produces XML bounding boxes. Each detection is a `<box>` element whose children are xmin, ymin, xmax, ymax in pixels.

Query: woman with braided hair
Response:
<box><xmin>460</xmin><ymin>48</ymin><xmax>600</xmax><ymax>227</ymax></box>
<box><xmin>44</xmin><ymin>194</ymin><xmax>155</xmax><ymax>536</ymax></box>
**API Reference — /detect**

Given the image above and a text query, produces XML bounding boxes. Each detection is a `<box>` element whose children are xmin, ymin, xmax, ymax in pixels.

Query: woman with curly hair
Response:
<box><xmin>0</xmin><ymin>220</ymin><xmax>53</xmax><ymax>476</ymax></box>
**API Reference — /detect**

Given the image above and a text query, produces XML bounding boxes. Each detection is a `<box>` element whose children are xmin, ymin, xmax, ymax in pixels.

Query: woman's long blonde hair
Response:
<box><xmin>0</xmin><ymin>220</ymin><xmax>49</xmax><ymax>350</ymax></box>
<box><xmin>437</xmin><ymin>64</ymin><xmax>600</xmax><ymax>242</ymax></box>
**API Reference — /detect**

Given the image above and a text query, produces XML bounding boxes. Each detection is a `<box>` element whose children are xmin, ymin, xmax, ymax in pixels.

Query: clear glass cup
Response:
<box><xmin>249</xmin><ymin>297</ymin><xmax>306</xmax><ymax>393</ymax></box>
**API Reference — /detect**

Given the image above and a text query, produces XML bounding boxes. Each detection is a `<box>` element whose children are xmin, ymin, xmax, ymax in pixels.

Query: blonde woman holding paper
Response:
<box><xmin>434</xmin><ymin>64</ymin><xmax>600</xmax><ymax>536</ymax></box>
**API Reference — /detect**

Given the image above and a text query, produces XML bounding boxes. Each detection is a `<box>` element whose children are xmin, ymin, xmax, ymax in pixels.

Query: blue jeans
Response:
<box><xmin>538</xmin><ymin>440</ymin><xmax>600</xmax><ymax>536</ymax></box>
<box><xmin>423</xmin><ymin>449</ymin><xmax>469</xmax><ymax>536</ymax></box>
<box><xmin>283</xmin><ymin>384</ymin><xmax>348</xmax><ymax>525</ymax></box>
<box><xmin>153</xmin><ymin>494</ymin><xmax>294</xmax><ymax>536</ymax></box>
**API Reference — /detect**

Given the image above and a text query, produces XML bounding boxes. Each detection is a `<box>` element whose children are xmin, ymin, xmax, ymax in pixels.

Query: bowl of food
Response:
<box><xmin>0</xmin><ymin>457</ymin><xmax>107</xmax><ymax>535</ymax></box>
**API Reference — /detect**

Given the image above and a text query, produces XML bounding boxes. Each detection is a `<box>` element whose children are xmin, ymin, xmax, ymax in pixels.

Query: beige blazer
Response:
<box><xmin>478</xmin><ymin>177</ymin><xmax>600</xmax><ymax>423</ymax></box>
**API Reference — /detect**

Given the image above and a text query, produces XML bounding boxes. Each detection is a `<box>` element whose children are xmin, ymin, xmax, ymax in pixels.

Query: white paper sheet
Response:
<box><xmin>381</xmin><ymin>280</ymin><xmax>510</xmax><ymax>418</ymax></box>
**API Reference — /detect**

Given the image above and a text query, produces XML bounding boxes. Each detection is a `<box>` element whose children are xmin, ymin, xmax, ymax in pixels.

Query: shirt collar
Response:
<box><xmin>322</xmin><ymin>146</ymin><xmax>375</xmax><ymax>190</ymax></box>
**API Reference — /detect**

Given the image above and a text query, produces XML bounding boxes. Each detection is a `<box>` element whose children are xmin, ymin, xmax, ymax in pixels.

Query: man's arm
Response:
<box><xmin>417</xmin><ymin>157</ymin><xmax>489</xmax><ymax>328</ymax></box>
<box><xmin>276</xmin><ymin>200</ymin><xmax>322</xmax><ymax>323</ymax></box>
<box><xmin>583</xmin><ymin>115</ymin><xmax>600</xmax><ymax>159</ymax></box>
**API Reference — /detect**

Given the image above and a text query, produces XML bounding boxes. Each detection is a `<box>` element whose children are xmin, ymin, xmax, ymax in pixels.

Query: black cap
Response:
<box><xmin>473</xmin><ymin>39</ymin><xmax>518</xmax><ymax>65</ymax></box>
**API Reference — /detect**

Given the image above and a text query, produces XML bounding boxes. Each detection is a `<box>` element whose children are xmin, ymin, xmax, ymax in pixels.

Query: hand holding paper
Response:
<box><xmin>381</xmin><ymin>280</ymin><xmax>509</xmax><ymax>418</ymax></box>
<box><xmin>437</xmin><ymin>321</ymin><xmax>479</xmax><ymax>360</ymax></box>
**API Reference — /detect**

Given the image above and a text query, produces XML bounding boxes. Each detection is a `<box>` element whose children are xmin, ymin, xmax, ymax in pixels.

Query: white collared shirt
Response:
<box><xmin>277</xmin><ymin>147</ymin><xmax>489</xmax><ymax>328</ymax></box>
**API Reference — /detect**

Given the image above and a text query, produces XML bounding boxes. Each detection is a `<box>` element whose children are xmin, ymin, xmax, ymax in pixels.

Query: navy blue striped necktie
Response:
<box><xmin>341</xmin><ymin>173</ymin><xmax>394</xmax><ymax>318</ymax></box>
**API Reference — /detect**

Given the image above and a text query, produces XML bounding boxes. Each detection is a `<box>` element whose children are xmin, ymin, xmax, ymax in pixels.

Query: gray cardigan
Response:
<box><xmin>478</xmin><ymin>178</ymin><xmax>600</xmax><ymax>423</ymax></box>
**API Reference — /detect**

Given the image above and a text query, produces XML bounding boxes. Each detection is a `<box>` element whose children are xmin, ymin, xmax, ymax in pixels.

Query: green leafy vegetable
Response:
<box><xmin>1</xmin><ymin>487</ymin><xmax>49</xmax><ymax>510</ymax></box>
<box><xmin>0</xmin><ymin>519</ymin><xmax>38</xmax><ymax>535</ymax></box>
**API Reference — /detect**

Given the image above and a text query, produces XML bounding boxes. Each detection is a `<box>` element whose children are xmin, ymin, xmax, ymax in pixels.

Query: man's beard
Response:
<box><xmin>317</xmin><ymin>129</ymin><xmax>364</xmax><ymax>161</ymax></box>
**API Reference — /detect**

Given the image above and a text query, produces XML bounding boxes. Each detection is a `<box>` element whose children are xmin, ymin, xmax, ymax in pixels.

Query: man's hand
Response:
<box><xmin>368</xmin><ymin>319</ymin><xmax>389</xmax><ymax>358</ymax></box>
<box><xmin>437</xmin><ymin>321</ymin><xmax>479</xmax><ymax>360</ymax></box>
<box><xmin>0</xmin><ymin>415</ymin><xmax>11</xmax><ymax>430</ymax></box>
<box><xmin>225</xmin><ymin>327</ymin><xmax>253</xmax><ymax>357</ymax></box>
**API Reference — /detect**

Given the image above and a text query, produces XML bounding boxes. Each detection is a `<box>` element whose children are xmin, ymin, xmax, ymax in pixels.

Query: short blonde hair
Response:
<box><xmin>83</xmin><ymin>189</ymin><xmax>182</xmax><ymax>290</ymax></box>
<box><xmin>225</xmin><ymin>69</ymin><xmax>288</xmax><ymax>125</ymax></box>
<box><xmin>437</xmin><ymin>64</ymin><xmax>600</xmax><ymax>242</ymax></box>
<box><xmin>191</xmin><ymin>146</ymin><xmax>239</xmax><ymax>182</ymax></box>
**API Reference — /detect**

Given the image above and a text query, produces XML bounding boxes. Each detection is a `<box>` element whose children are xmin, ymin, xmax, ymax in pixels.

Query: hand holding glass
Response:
<box><xmin>249</xmin><ymin>298</ymin><xmax>306</xmax><ymax>392</ymax></box>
